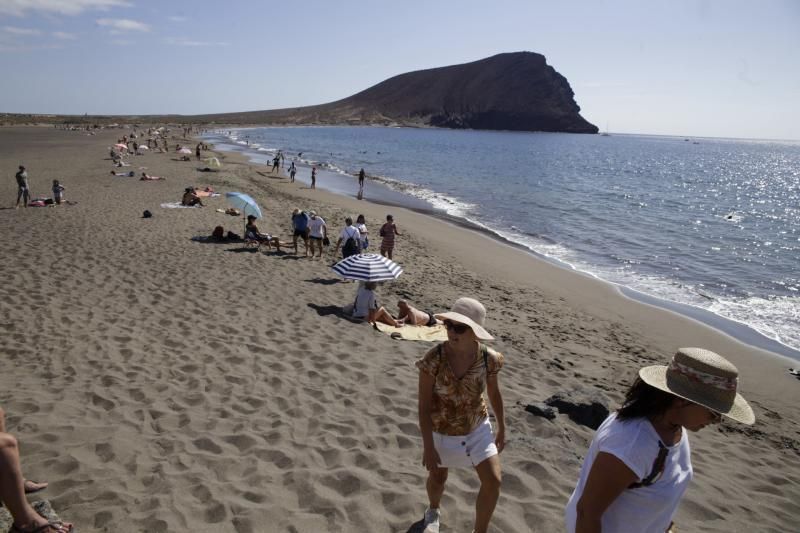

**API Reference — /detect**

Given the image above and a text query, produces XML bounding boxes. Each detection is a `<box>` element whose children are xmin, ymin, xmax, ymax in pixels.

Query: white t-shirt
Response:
<box><xmin>308</xmin><ymin>216</ymin><xmax>326</xmax><ymax>238</ymax></box>
<box><xmin>353</xmin><ymin>285</ymin><xmax>378</xmax><ymax>319</ymax></box>
<box><xmin>565</xmin><ymin>413</ymin><xmax>693</xmax><ymax>533</ymax></box>
<box><xmin>339</xmin><ymin>225</ymin><xmax>361</xmax><ymax>244</ymax></box>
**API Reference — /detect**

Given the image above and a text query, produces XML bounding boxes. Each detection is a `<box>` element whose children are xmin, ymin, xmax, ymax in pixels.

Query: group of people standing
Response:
<box><xmin>13</xmin><ymin>165</ymin><xmax>66</xmax><ymax>208</ymax></box>
<box><xmin>287</xmin><ymin>209</ymin><xmax>401</xmax><ymax>260</ymax></box>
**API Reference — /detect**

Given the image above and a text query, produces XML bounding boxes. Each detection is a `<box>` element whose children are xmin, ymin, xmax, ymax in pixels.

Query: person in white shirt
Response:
<box><xmin>335</xmin><ymin>217</ymin><xmax>362</xmax><ymax>259</ymax></box>
<box><xmin>307</xmin><ymin>210</ymin><xmax>327</xmax><ymax>259</ymax></box>
<box><xmin>565</xmin><ymin>348</ymin><xmax>754</xmax><ymax>533</ymax></box>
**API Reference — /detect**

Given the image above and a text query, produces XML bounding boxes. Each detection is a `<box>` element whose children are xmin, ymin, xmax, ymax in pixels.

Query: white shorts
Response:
<box><xmin>433</xmin><ymin>418</ymin><xmax>498</xmax><ymax>469</ymax></box>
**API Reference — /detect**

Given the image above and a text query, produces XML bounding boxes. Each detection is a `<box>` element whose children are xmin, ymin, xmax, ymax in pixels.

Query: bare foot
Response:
<box><xmin>24</xmin><ymin>479</ymin><xmax>48</xmax><ymax>494</ymax></box>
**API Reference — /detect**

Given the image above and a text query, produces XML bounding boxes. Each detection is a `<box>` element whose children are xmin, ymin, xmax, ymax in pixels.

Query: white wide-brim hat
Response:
<box><xmin>435</xmin><ymin>297</ymin><xmax>493</xmax><ymax>340</ymax></box>
<box><xmin>639</xmin><ymin>347</ymin><xmax>754</xmax><ymax>425</ymax></box>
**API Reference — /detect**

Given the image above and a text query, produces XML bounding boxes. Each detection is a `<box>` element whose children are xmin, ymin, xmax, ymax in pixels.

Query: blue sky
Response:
<box><xmin>0</xmin><ymin>0</ymin><xmax>798</xmax><ymax>139</ymax></box>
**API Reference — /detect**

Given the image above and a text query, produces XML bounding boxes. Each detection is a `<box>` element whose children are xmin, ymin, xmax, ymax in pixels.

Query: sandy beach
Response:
<box><xmin>1</xmin><ymin>126</ymin><xmax>798</xmax><ymax>532</ymax></box>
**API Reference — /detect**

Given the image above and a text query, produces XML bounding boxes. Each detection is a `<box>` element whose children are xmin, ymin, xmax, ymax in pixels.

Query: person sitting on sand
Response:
<box><xmin>350</xmin><ymin>281</ymin><xmax>402</xmax><ymax>326</ymax></box>
<box><xmin>245</xmin><ymin>215</ymin><xmax>285</xmax><ymax>251</ymax></box>
<box><xmin>110</xmin><ymin>170</ymin><xmax>135</xmax><ymax>177</ymax></box>
<box><xmin>140</xmin><ymin>173</ymin><xmax>165</xmax><ymax>181</ymax></box>
<box><xmin>416</xmin><ymin>297</ymin><xmax>505</xmax><ymax>533</ymax></box>
<box><xmin>397</xmin><ymin>300</ymin><xmax>438</xmax><ymax>327</ymax></box>
<box><xmin>0</xmin><ymin>406</ymin><xmax>73</xmax><ymax>532</ymax></box>
<box><xmin>51</xmin><ymin>180</ymin><xmax>65</xmax><ymax>205</ymax></box>
<box><xmin>565</xmin><ymin>348</ymin><xmax>754</xmax><ymax>533</ymax></box>
<box><xmin>181</xmin><ymin>187</ymin><xmax>204</xmax><ymax>207</ymax></box>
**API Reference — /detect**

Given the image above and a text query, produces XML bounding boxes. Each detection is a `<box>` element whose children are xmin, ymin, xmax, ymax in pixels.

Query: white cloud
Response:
<box><xmin>2</xmin><ymin>25</ymin><xmax>42</xmax><ymax>35</ymax></box>
<box><xmin>52</xmin><ymin>31</ymin><xmax>75</xmax><ymax>39</ymax></box>
<box><xmin>165</xmin><ymin>37</ymin><xmax>229</xmax><ymax>47</ymax></box>
<box><xmin>96</xmin><ymin>18</ymin><xmax>149</xmax><ymax>32</ymax></box>
<box><xmin>0</xmin><ymin>0</ymin><xmax>130</xmax><ymax>16</ymax></box>
<box><xmin>168</xmin><ymin>15</ymin><xmax>187</xmax><ymax>22</ymax></box>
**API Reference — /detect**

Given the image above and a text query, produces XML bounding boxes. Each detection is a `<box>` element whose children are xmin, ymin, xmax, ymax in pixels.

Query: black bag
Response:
<box><xmin>142</xmin><ymin>210</ymin><xmax>152</xmax><ymax>218</ymax></box>
<box><xmin>322</xmin><ymin>236</ymin><xmax>330</xmax><ymax>246</ymax></box>
<box><xmin>342</xmin><ymin>229</ymin><xmax>359</xmax><ymax>257</ymax></box>
<box><xmin>227</xmin><ymin>231</ymin><xmax>241</xmax><ymax>241</ymax></box>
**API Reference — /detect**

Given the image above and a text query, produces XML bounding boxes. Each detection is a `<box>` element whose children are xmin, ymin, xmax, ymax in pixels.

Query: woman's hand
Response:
<box><xmin>495</xmin><ymin>425</ymin><xmax>506</xmax><ymax>453</ymax></box>
<box><xmin>422</xmin><ymin>445</ymin><xmax>442</xmax><ymax>471</ymax></box>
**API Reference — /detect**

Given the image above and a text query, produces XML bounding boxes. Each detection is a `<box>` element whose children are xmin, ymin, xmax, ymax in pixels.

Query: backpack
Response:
<box><xmin>342</xmin><ymin>228</ymin><xmax>359</xmax><ymax>257</ymax></box>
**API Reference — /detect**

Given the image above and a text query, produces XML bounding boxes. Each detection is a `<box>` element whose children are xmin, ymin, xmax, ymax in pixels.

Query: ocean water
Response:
<box><xmin>202</xmin><ymin>126</ymin><xmax>800</xmax><ymax>358</ymax></box>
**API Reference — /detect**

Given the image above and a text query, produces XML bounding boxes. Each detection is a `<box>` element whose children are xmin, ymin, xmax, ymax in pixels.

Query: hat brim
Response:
<box><xmin>639</xmin><ymin>365</ymin><xmax>755</xmax><ymax>425</ymax></box>
<box><xmin>434</xmin><ymin>311</ymin><xmax>493</xmax><ymax>340</ymax></box>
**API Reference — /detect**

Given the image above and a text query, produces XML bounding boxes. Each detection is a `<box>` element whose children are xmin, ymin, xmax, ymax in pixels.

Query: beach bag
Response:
<box><xmin>142</xmin><ymin>210</ymin><xmax>152</xmax><ymax>218</ymax></box>
<box><xmin>212</xmin><ymin>226</ymin><xmax>224</xmax><ymax>240</ymax></box>
<box><xmin>227</xmin><ymin>231</ymin><xmax>241</xmax><ymax>241</ymax></box>
<box><xmin>343</xmin><ymin>229</ymin><xmax>359</xmax><ymax>257</ymax></box>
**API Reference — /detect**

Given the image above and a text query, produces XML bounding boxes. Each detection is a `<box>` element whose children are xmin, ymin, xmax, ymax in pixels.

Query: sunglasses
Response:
<box><xmin>443</xmin><ymin>320</ymin><xmax>470</xmax><ymax>334</ymax></box>
<box><xmin>628</xmin><ymin>441</ymin><xmax>668</xmax><ymax>488</ymax></box>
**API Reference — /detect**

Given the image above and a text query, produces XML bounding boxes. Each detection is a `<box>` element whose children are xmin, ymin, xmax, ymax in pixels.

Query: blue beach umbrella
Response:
<box><xmin>331</xmin><ymin>253</ymin><xmax>403</xmax><ymax>282</ymax></box>
<box><xmin>225</xmin><ymin>192</ymin><xmax>262</xmax><ymax>219</ymax></box>
<box><xmin>225</xmin><ymin>192</ymin><xmax>262</xmax><ymax>235</ymax></box>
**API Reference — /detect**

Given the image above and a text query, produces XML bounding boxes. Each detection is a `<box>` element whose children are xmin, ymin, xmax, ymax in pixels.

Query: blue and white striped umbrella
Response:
<box><xmin>331</xmin><ymin>253</ymin><xmax>403</xmax><ymax>281</ymax></box>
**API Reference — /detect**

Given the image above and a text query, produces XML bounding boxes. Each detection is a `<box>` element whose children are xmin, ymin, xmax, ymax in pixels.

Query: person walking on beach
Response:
<box><xmin>311</xmin><ymin>167</ymin><xmax>317</xmax><ymax>189</ymax></box>
<box><xmin>379</xmin><ymin>214</ymin><xmax>401</xmax><ymax>259</ymax></box>
<box><xmin>355</xmin><ymin>214</ymin><xmax>369</xmax><ymax>251</ymax></box>
<box><xmin>196</xmin><ymin>143</ymin><xmax>202</xmax><ymax>160</ymax></box>
<box><xmin>335</xmin><ymin>217</ymin><xmax>362</xmax><ymax>260</ymax></box>
<box><xmin>288</xmin><ymin>162</ymin><xmax>297</xmax><ymax>182</ymax></box>
<box><xmin>15</xmin><ymin>166</ymin><xmax>30</xmax><ymax>208</ymax></box>
<box><xmin>271</xmin><ymin>155</ymin><xmax>280</xmax><ymax>173</ymax></box>
<box><xmin>358</xmin><ymin>168</ymin><xmax>366</xmax><ymax>195</ymax></box>
<box><xmin>565</xmin><ymin>348</ymin><xmax>754</xmax><ymax>533</ymax></box>
<box><xmin>291</xmin><ymin>208</ymin><xmax>310</xmax><ymax>256</ymax></box>
<box><xmin>416</xmin><ymin>297</ymin><xmax>505</xmax><ymax>533</ymax></box>
<box><xmin>307</xmin><ymin>210</ymin><xmax>327</xmax><ymax>258</ymax></box>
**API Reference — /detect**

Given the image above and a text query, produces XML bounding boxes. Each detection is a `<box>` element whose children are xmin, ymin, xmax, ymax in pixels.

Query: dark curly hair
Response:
<box><xmin>617</xmin><ymin>378</ymin><xmax>678</xmax><ymax>420</ymax></box>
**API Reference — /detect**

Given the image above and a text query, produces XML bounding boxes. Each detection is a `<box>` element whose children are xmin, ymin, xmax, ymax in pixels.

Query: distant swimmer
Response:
<box><xmin>298</xmin><ymin>152</ymin><xmax>303</xmax><ymax>158</ymax></box>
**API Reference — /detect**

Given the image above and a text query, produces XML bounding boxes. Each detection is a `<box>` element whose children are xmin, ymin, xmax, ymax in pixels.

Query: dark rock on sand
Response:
<box><xmin>189</xmin><ymin>52</ymin><xmax>598</xmax><ymax>134</ymax></box>
<box><xmin>545</xmin><ymin>389</ymin><xmax>610</xmax><ymax>430</ymax></box>
<box><xmin>524</xmin><ymin>402</ymin><xmax>558</xmax><ymax>420</ymax></box>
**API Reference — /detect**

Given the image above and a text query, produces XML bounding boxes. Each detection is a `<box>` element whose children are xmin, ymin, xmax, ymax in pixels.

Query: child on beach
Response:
<box><xmin>416</xmin><ymin>297</ymin><xmax>505</xmax><ymax>533</ymax></box>
<box><xmin>52</xmin><ymin>180</ymin><xmax>65</xmax><ymax>205</ymax></box>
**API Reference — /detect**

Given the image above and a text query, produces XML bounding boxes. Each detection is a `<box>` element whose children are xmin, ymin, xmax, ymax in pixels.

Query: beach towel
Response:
<box><xmin>373</xmin><ymin>322</ymin><xmax>448</xmax><ymax>342</ymax></box>
<box><xmin>160</xmin><ymin>202</ymin><xmax>199</xmax><ymax>209</ymax></box>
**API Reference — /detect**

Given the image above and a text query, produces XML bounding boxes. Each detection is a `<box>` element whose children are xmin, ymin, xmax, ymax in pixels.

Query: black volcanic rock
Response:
<box><xmin>194</xmin><ymin>52</ymin><xmax>597</xmax><ymax>134</ymax></box>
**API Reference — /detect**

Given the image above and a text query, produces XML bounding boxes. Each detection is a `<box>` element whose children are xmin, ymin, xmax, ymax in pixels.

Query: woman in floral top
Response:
<box><xmin>416</xmin><ymin>297</ymin><xmax>505</xmax><ymax>533</ymax></box>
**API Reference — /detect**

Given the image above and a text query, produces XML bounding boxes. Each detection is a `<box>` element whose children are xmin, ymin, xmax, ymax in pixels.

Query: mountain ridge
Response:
<box><xmin>192</xmin><ymin>52</ymin><xmax>598</xmax><ymax>134</ymax></box>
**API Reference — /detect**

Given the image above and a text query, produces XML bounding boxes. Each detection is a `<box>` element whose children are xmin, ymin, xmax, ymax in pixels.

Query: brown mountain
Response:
<box><xmin>194</xmin><ymin>52</ymin><xmax>598</xmax><ymax>133</ymax></box>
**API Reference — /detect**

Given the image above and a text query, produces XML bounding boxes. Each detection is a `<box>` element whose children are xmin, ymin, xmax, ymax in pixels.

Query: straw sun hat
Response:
<box><xmin>639</xmin><ymin>348</ymin><xmax>755</xmax><ymax>425</ymax></box>
<box><xmin>435</xmin><ymin>297</ymin><xmax>494</xmax><ymax>341</ymax></box>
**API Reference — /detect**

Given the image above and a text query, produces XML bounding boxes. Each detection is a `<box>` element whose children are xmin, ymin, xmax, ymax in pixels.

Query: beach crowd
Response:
<box><xmin>4</xmin><ymin>125</ymin><xmax>758</xmax><ymax>533</ymax></box>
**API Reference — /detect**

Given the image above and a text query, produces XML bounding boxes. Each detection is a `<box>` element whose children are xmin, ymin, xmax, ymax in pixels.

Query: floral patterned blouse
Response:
<box><xmin>416</xmin><ymin>342</ymin><xmax>504</xmax><ymax>436</ymax></box>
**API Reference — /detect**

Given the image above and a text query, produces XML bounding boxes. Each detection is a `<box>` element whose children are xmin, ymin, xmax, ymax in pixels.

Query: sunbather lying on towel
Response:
<box><xmin>111</xmin><ymin>170</ymin><xmax>135</xmax><ymax>177</ymax></box>
<box><xmin>397</xmin><ymin>300</ymin><xmax>439</xmax><ymax>326</ymax></box>
<box><xmin>140</xmin><ymin>173</ymin><xmax>165</xmax><ymax>181</ymax></box>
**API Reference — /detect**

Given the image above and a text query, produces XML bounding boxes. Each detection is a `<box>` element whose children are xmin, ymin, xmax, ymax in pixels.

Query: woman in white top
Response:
<box><xmin>565</xmin><ymin>348</ymin><xmax>754</xmax><ymax>533</ymax></box>
<box><xmin>355</xmin><ymin>214</ymin><xmax>368</xmax><ymax>251</ymax></box>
